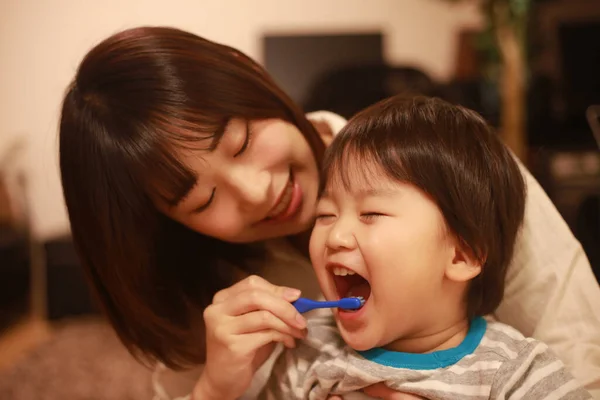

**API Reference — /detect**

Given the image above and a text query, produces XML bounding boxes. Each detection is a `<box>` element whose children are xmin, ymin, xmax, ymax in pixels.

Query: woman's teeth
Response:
<box><xmin>333</xmin><ymin>266</ymin><xmax>356</xmax><ymax>276</ymax></box>
<box><xmin>267</xmin><ymin>178</ymin><xmax>293</xmax><ymax>219</ymax></box>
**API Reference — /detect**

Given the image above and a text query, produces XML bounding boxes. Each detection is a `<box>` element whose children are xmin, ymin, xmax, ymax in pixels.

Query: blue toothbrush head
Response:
<box><xmin>338</xmin><ymin>296</ymin><xmax>365</xmax><ymax>310</ymax></box>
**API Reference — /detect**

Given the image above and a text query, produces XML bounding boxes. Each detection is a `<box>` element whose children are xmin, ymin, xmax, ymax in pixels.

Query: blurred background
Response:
<box><xmin>0</xmin><ymin>0</ymin><xmax>598</xmax><ymax>398</ymax></box>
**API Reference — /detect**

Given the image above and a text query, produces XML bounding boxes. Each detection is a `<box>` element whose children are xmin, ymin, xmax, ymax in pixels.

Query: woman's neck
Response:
<box><xmin>384</xmin><ymin>318</ymin><xmax>471</xmax><ymax>354</ymax></box>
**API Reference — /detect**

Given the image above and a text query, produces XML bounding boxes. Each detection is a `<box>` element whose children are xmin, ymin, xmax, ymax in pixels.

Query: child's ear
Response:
<box><xmin>445</xmin><ymin>238</ymin><xmax>482</xmax><ymax>283</ymax></box>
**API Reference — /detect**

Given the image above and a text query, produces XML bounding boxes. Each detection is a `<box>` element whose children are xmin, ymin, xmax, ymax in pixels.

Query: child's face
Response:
<box><xmin>309</xmin><ymin>164</ymin><xmax>460</xmax><ymax>352</ymax></box>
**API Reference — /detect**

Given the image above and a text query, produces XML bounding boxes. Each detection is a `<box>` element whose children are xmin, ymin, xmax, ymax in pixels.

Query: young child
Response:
<box><xmin>261</xmin><ymin>96</ymin><xmax>591</xmax><ymax>399</ymax></box>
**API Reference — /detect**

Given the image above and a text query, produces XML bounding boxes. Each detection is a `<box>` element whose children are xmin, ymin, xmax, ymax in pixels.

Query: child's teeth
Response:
<box><xmin>333</xmin><ymin>267</ymin><xmax>355</xmax><ymax>276</ymax></box>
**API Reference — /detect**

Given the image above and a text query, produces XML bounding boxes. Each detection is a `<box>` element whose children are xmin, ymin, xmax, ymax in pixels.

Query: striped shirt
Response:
<box><xmin>262</xmin><ymin>313</ymin><xmax>591</xmax><ymax>400</ymax></box>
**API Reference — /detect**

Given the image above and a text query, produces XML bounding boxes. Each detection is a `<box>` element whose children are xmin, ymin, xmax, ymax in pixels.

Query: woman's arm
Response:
<box><xmin>152</xmin><ymin>275</ymin><xmax>307</xmax><ymax>400</ymax></box>
<box><xmin>495</xmin><ymin>161</ymin><xmax>600</xmax><ymax>396</ymax></box>
<box><xmin>490</xmin><ymin>339</ymin><xmax>591</xmax><ymax>399</ymax></box>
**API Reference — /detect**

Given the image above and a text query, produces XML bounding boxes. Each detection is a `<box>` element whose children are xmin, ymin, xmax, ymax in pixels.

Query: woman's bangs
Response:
<box><xmin>136</xmin><ymin>113</ymin><xmax>230</xmax><ymax>207</ymax></box>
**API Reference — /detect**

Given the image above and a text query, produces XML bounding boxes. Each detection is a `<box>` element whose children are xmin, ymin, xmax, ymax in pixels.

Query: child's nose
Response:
<box><xmin>326</xmin><ymin>218</ymin><xmax>357</xmax><ymax>250</ymax></box>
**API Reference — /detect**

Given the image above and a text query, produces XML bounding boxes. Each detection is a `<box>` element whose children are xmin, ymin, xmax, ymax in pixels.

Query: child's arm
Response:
<box><xmin>490</xmin><ymin>339</ymin><xmax>592</xmax><ymax>399</ymax></box>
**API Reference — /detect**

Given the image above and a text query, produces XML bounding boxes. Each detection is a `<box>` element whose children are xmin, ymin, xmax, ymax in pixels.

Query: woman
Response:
<box><xmin>59</xmin><ymin>26</ymin><xmax>600</xmax><ymax>399</ymax></box>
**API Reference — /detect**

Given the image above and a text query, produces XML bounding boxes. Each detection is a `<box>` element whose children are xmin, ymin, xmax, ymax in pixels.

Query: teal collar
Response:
<box><xmin>357</xmin><ymin>317</ymin><xmax>487</xmax><ymax>370</ymax></box>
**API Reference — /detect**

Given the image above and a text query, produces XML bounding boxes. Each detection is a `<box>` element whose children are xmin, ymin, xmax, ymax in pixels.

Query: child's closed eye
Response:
<box><xmin>360</xmin><ymin>212</ymin><xmax>386</xmax><ymax>222</ymax></box>
<box><xmin>315</xmin><ymin>213</ymin><xmax>336</xmax><ymax>222</ymax></box>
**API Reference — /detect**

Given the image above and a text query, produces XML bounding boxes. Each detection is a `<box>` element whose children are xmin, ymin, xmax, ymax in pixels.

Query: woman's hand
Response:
<box><xmin>327</xmin><ymin>383</ymin><xmax>427</xmax><ymax>400</ymax></box>
<box><xmin>193</xmin><ymin>275</ymin><xmax>307</xmax><ymax>400</ymax></box>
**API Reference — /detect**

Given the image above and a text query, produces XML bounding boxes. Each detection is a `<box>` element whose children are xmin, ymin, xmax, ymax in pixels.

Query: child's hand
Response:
<box><xmin>194</xmin><ymin>275</ymin><xmax>307</xmax><ymax>400</ymax></box>
<box><xmin>362</xmin><ymin>383</ymin><xmax>428</xmax><ymax>399</ymax></box>
<box><xmin>326</xmin><ymin>384</ymin><xmax>428</xmax><ymax>400</ymax></box>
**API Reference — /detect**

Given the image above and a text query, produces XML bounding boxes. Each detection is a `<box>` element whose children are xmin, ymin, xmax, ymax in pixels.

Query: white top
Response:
<box><xmin>153</xmin><ymin>111</ymin><xmax>600</xmax><ymax>399</ymax></box>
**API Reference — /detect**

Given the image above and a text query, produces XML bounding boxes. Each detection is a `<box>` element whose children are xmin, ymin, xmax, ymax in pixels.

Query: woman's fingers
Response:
<box><xmin>200</xmin><ymin>276</ymin><xmax>305</xmax><ymax>400</ymax></box>
<box><xmin>229</xmin><ymin>309</ymin><xmax>307</xmax><ymax>339</ymax></box>
<box><xmin>204</xmin><ymin>288</ymin><xmax>307</xmax><ymax>355</ymax></box>
<box><xmin>212</xmin><ymin>274</ymin><xmax>301</xmax><ymax>304</ymax></box>
<box><xmin>212</xmin><ymin>287</ymin><xmax>307</xmax><ymax>330</ymax></box>
<box><xmin>245</xmin><ymin>329</ymin><xmax>297</xmax><ymax>351</ymax></box>
<box><xmin>222</xmin><ymin>330</ymin><xmax>297</xmax><ymax>356</ymax></box>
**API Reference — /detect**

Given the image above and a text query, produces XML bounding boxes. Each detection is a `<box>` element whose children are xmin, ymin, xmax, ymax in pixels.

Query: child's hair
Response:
<box><xmin>322</xmin><ymin>95</ymin><xmax>526</xmax><ymax>317</ymax></box>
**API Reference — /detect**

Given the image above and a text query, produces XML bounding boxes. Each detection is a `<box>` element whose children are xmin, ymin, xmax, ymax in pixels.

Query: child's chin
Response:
<box><xmin>340</xmin><ymin>330</ymin><xmax>375</xmax><ymax>352</ymax></box>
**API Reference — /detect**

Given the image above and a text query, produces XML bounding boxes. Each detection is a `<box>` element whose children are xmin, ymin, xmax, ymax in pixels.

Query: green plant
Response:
<box><xmin>445</xmin><ymin>0</ymin><xmax>532</xmax><ymax>160</ymax></box>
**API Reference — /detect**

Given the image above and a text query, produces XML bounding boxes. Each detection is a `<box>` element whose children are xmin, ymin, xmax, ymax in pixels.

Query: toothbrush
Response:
<box><xmin>292</xmin><ymin>296</ymin><xmax>365</xmax><ymax>313</ymax></box>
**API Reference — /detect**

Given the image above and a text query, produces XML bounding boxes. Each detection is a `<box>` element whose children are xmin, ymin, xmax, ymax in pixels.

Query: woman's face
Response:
<box><xmin>159</xmin><ymin>118</ymin><xmax>322</xmax><ymax>243</ymax></box>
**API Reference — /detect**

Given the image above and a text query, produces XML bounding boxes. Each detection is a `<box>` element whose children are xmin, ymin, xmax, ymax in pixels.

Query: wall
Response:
<box><xmin>0</xmin><ymin>0</ymin><xmax>482</xmax><ymax>239</ymax></box>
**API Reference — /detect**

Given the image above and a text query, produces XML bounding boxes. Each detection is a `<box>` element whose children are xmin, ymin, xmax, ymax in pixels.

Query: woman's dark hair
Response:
<box><xmin>322</xmin><ymin>95</ymin><xmax>527</xmax><ymax>318</ymax></box>
<box><xmin>59</xmin><ymin>26</ymin><xmax>325</xmax><ymax>368</ymax></box>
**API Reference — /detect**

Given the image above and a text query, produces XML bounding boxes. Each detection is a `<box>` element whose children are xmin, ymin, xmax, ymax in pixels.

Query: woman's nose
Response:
<box><xmin>225</xmin><ymin>165</ymin><xmax>271</xmax><ymax>209</ymax></box>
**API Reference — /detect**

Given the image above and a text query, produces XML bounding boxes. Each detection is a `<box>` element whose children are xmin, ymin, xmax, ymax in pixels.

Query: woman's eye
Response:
<box><xmin>192</xmin><ymin>188</ymin><xmax>216</xmax><ymax>214</ymax></box>
<box><xmin>233</xmin><ymin>121</ymin><xmax>254</xmax><ymax>157</ymax></box>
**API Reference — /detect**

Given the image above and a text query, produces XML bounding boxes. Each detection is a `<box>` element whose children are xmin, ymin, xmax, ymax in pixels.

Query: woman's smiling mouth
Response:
<box><xmin>263</xmin><ymin>169</ymin><xmax>303</xmax><ymax>223</ymax></box>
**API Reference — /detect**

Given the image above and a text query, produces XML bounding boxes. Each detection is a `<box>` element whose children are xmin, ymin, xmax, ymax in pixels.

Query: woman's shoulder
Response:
<box><xmin>306</xmin><ymin>111</ymin><xmax>347</xmax><ymax>136</ymax></box>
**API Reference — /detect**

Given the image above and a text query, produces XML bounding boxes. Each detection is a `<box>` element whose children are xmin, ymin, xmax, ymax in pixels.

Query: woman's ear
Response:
<box><xmin>445</xmin><ymin>239</ymin><xmax>482</xmax><ymax>283</ymax></box>
<box><xmin>312</xmin><ymin>120</ymin><xmax>334</xmax><ymax>147</ymax></box>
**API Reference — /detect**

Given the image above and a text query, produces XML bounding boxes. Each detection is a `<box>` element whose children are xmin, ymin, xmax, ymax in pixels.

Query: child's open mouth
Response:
<box><xmin>329</xmin><ymin>264</ymin><xmax>371</xmax><ymax>310</ymax></box>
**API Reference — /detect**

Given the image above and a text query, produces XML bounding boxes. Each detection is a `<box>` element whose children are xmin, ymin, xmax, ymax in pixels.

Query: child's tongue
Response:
<box><xmin>334</xmin><ymin>274</ymin><xmax>371</xmax><ymax>301</ymax></box>
<box><xmin>347</xmin><ymin>281</ymin><xmax>371</xmax><ymax>301</ymax></box>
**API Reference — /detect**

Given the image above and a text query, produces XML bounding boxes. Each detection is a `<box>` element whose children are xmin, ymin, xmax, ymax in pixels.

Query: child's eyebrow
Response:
<box><xmin>320</xmin><ymin>187</ymin><xmax>399</xmax><ymax>200</ymax></box>
<box><xmin>353</xmin><ymin>188</ymin><xmax>399</xmax><ymax>200</ymax></box>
